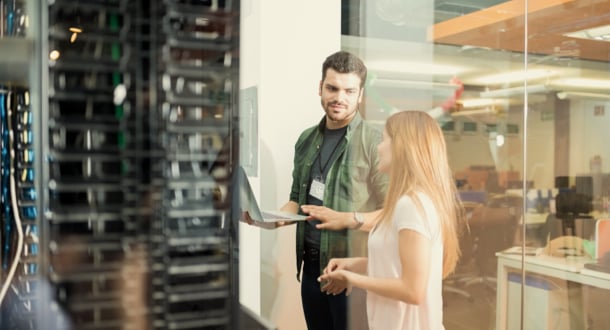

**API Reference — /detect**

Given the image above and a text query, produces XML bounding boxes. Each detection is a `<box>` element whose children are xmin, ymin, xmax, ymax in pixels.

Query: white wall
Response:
<box><xmin>570</xmin><ymin>99</ymin><xmax>610</xmax><ymax>175</ymax></box>
<box><xmin>239</xmin><ymin>1</ymin><xmax>341</xmax><ymax>328</ymax></box>
<box><xmin>239</xmin><ymin>0</ymin><xmax>262</xmax><ymax>315</ymax></box>
<box><xmin>525</xmin><ymin>105</ymin><xmax>556</xmax><ymax>189</ymax></box>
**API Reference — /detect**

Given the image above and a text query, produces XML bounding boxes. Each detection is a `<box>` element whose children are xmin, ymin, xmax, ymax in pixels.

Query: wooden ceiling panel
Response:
<box><xmin>432</xmin><ymin>0</ymin><xmax>610</xmax><ymax>62</ymax></box>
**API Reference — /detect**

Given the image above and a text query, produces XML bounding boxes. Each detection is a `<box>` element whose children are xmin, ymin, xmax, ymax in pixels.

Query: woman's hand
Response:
<box><xmin>318</xmin><ymin>269</ymin><xmax>352</xmax><ymax>296</ymax></box>
<box><xmin>317</xmin><ymin>258</ymin><xmax>357</xmax><ymax>296</ymax></box>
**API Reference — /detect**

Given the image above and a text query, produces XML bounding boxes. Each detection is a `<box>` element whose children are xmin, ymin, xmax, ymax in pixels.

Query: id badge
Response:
<box><xmin>309</xmin><ymin>178</ymin><xmax>325</xmax><ymax>200</ymax></box>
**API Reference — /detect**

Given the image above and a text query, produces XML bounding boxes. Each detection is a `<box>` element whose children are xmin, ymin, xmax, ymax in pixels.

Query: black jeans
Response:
<box><xmin>301</xmin><ymin>247</ymin><xmax>347</xmax><ymax>330</ymax></box>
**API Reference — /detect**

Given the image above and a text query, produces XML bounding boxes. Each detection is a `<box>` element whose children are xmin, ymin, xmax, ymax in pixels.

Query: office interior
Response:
<box><xmin>1</xmin><ymin>0</ymin><xmax>610</xmax><ymax>329</ymax></box>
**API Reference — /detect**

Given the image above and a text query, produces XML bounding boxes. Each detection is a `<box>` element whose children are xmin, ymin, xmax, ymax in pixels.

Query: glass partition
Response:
<box><xmin>338</xmin><ymin>0</ymin><xmax>610</xmax><ymax>329</ymax></box>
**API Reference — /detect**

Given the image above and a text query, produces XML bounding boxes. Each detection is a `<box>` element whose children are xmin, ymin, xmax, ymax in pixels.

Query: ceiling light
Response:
<box><xmin>473</xmin><ymin>69</ymin><xmax>556</xmax><ymax>85</ymax></box>
<box><xmin>367</xmin><ymin>60</ymin><xmax>466</xmax><ymax>76</ymax></box>
<box><xmin>551</xmin><ymin>78</ymin><xmax>610</xmax><ymax>90</ymax></box>
<box><xmin>479</xmin><ymin>84</ymin><xmax>549</xmax><ymax>98</ymax></box>
<box><xmin>496</xmin><ymin>134</ymin><xmax>505</xmax><ymax>147</ymax></box>
<box><xmin>451</xmin><ymin>108</ymin><xmax>494</xmax><ymax>117</ymax></box>
<box><xmin>371</xmin><ymin>78</ymin><xmax>458</xmax><ymax>90</ymax></box>
<box><xmin>459</xmin><ymin>98</ymin><xmax>498</xmax><ymax>109</ymax></box>
<box><xmin>556</xmin><ymin>91</ymin><xmax>610</xmax><ymax>100</ymax></box>
<box><xmin>564</xmin><ymin>24</ymin><xmax>610</xmax><ymax>42</ymax></box>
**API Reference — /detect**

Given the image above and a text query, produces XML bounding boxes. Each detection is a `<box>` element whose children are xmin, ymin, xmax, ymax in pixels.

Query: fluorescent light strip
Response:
<box><xmin>452</xmin><ymin>108</ymin><xmax>494</xmax><ymax>117</ymax></box>
<box><xmin>473</xmin><ymin>69</ymin><xmax>556</xmax><ymax>85</ymax></box>
<box><xmin>551</xmin><ymin>78</ymin><xmax>610</xmax><ymax>90</ymax></box>
<box><xmin>479</xmin><ymin>84</ymin><xmax>548</xmax><ymax>98</ymax></box>
<box><xmin>372</xmin><ymin>78</ymin><xmax>457</xmax><ymax>90</ymax></box>
<box><xmin>556</xmin><ymin>91</ymin><xmax>610</xmax><ymax>100</ymax></box>
<box><xmin>459</xmin><ymin>98</ymin><xmax>498</xmax><ymax>108</ymax></box>
<box><xmin>368</xmin><ymin>60</ymin><xmax>466</xmax><ymax>76</ymax></box>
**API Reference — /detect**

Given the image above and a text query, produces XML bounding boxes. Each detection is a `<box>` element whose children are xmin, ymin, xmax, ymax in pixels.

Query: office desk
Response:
<box><xmin>495</xmin><ymin>252</ymin><xmax>610</xmax><ymax>330</ymax></box>
<box><xmin>521</xmin><ymin>211</ymin><xmax>608</xmax><ymax>226</ymax></box>
<box><xmin>522</xmin><ymin>212</ymin><xmax>548</xmax><ymax>225</ymax></box>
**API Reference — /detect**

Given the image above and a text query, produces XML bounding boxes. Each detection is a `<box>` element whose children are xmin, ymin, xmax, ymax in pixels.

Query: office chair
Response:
<box><xmin>442</xmin><ymin>201</ymin><xmax>483</xmax><ymax>302</ymax></box>
<box><xmin>464</xmin><ymin>194</ymin><xmax>523</xmax><ymax>291</ymax></box>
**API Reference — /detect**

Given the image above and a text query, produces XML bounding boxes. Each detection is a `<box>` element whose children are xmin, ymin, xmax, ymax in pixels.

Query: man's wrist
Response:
<box><xmin>351</xmin><ymin>212</ymin><xmax>364</xmax><ymax>230</ymax></box>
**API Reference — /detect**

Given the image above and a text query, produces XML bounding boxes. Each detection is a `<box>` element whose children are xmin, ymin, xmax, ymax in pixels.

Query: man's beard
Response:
<box><xmin>324</xmin><ymin>102</ymin><xmax>354</xmax><ymax>121</ymax></box>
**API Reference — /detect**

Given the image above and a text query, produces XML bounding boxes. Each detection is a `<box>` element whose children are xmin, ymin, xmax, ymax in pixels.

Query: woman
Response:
<box><xmin>317</xmin><ymin>110</ymin><xmax>462</xmax><ymax>330</ymax></box>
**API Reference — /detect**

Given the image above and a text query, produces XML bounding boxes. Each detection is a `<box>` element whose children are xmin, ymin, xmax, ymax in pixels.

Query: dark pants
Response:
<box><xmin>301</xmin><ymin>247</ymin><xmax>347</xmax><ymax>330</ymax></box>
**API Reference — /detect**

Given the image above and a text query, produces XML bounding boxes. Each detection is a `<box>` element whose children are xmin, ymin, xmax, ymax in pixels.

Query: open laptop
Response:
<box><xmin>238</xmin><ymin>166</ymin><xmax>307</xmax><ymax>223</ymax></box>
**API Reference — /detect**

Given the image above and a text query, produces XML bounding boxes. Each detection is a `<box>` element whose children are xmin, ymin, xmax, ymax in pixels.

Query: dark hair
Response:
<box><xmin>322</xmin><ymin>51</ymin><xmax>367</xmax><ymax>88</ymax></box>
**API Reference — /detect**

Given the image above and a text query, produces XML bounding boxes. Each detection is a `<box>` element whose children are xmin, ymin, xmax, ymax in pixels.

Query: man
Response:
<box><xmin>279</xmin><ymin>51</ymin><xmax>388</xmax><ymax>330</ymax></box>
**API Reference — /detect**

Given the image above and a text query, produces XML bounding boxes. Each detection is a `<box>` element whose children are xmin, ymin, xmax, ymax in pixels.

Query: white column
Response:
<box><xmin>240</xmin><ymin>1</ymin><xmax>341</xmax><ymax>329</ymax></box>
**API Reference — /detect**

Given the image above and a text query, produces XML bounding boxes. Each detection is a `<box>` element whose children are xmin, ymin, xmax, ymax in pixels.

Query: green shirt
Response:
<box><xmin>290</xmin><ymin>112</ymin><xmax>388</xmax><ymax>280</ymax></box>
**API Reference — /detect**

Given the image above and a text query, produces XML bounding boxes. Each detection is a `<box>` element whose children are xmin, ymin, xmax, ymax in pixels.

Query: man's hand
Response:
<box><xmin>242</xmin><ymin>211</ymin><xmax>255</xmax><ymax>225</ymax></box>
<box><xmin>241</xmin><ymin>211</ymin><xmax>294</xmax><ymax>229</ymax></box>
<box><xmin>300</xmin><ymin>205</ymin><xmax>353</xmax><ymax>230</ymax></box>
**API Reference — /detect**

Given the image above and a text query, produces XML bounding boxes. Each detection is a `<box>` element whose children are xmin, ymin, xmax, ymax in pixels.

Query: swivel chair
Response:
<box><xmin>442</xmin><ymin>201</ymin><xmax>484</xmax><ymax>302</ymax></box>
<box><xmin>464</xmin><ymin>194</ymin><xmax>523</xmax><ymax>291</ymax></box>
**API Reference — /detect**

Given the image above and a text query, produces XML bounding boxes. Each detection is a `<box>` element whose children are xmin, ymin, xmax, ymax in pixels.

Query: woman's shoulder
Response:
<box><xmin>392</xmin><ymin>193</ymin><xmax>440</xmax><ymax>239</ymax></box>
<box><xmin>395</xmin><ymin>192</ymin><xmax>432</xmax><ymax>208</ymax></box>
<box><xmin>394</xmin><ymin>194</ymin><xmax>419</xmax><ymax>215</ymax></box>
<box><xmin>394</xmin><ymin>193</ymin><xmax>437</xmax><ymax>225</ymax></box>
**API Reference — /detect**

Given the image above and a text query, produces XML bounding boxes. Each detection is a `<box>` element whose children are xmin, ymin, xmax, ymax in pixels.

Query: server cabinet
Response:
<box><xmin>1</xmin><ymin>1</ymin><xmax>240</xmax><ymax>329</ymax></box>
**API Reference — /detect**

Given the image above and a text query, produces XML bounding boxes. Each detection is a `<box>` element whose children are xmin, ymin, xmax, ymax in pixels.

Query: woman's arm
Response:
<box><xmin>354</xmin><ymin>229</ymin><xmax>431</xmax><ymax>304</ymax></box>
<box><xmin>320</xmin><ymin>229</ymin><xmax>432</xmax><ymax>304</ymax></box>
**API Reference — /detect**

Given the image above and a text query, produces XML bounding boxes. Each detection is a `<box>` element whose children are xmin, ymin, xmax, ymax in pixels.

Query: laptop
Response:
<box><xmin>238</xmin><ymin>166</ymin><xmax>307</xmax><ymax>223</ymax></box>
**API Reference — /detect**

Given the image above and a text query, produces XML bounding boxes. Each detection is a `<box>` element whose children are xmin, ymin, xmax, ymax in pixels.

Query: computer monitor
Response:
<box><xmin>575</xmin><ymin>175</ymin><xmax>593</xmax><ymax>202</ymax></box>
<box><xmin>555</xmin><ymin>177</ymin><xmax>594</xmax><ymax>237</ymax></box>
<box><xmin>459</xmin><ymin>190</ymin><xmax>487</xmax><ymax>204</ymax></box>
<box><xmin>555</xmin><ymin>176</ymin><xmax>570</xmax><ymax>189</ymax></box>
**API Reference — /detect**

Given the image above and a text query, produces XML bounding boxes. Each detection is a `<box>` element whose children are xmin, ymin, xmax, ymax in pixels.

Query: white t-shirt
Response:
<box><xmin>367</xmin><ymin>193</ymin><xmax>444</xmax><ymax>330</ymax></box>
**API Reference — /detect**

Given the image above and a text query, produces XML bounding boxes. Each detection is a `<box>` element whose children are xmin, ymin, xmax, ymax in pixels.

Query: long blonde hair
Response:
<box><xmin>377</xmin><ymin>111</ymin><xmax>462</xmax><ymax>278</ymax></box>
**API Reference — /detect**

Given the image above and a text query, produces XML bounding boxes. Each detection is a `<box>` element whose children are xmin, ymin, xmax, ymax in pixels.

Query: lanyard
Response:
<box><xmin>317</xmin><ymin>130</ymin><xmax>346</xmax><ymax>176</ymax></box>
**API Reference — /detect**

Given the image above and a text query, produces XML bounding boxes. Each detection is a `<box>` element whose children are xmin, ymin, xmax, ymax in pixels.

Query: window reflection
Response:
<box><xmin>340</xmin><ymin>0</ymin><xmax>610</xmax><ymax>329</ymax></box>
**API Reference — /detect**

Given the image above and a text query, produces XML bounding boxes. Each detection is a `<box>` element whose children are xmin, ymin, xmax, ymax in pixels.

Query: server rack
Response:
<box><xmin>151</xmin><ymin>1</ymin><xmax>240</xmax><ymax>329</ymax></box>
<box><xmin>0</xmin><ymin>1</ymin><xmax>241</xmax><ymax>329</ymax></box>
<box><xmin>1</xmin><ymin>1</ymin><xmax>43</xmax><ymax>328</ymax></box>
